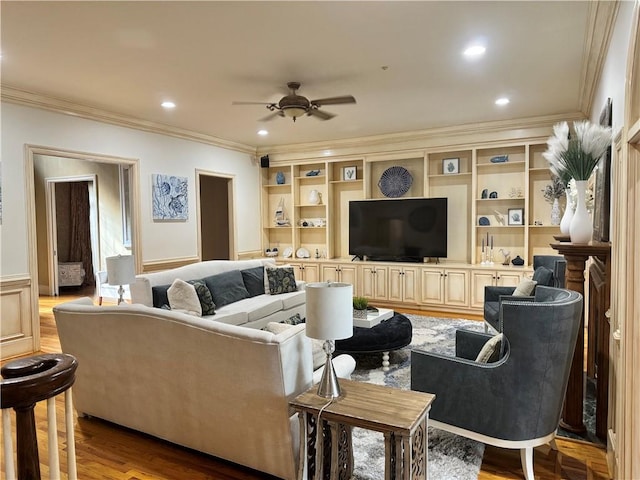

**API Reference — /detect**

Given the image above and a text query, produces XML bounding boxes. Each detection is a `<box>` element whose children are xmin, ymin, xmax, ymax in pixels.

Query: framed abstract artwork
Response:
<box><xmin>152</xmin><ymin>174</ymin><xmax>188</xmax><ymax>221</ymax></box>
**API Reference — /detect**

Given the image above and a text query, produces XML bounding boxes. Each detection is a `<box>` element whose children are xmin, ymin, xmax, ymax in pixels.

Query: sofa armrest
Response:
<box><xmin>312</xmin><ymin>354</ymin><xmax>356</xmax><ymax>384</ymax></box>
<box><xmin>499</xmin><ymin>294</ymin><xmax>534</xmax><ymax>303</ymax></box>
<box><xmin>484</xmin><ymin>286</ymin><xmax>516</xmax><ymax>303</ymax></box>
<box><xmin>455</xmin><ymin>330</ymin><xmax>496</xmax><ymax>360</ymax></box>
<box><xmin>296</xmin><ymin>280</ymin><xmax>306</xmax><ymax>291</ymax></box>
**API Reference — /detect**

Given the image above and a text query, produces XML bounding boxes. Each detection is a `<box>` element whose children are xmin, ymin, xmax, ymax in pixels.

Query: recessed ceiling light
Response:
<box><xmin>495</xmin><ymin>97</ymin><xmax>510</xmax><ymax>106</ymax></box>
<box><xmin>161</xmin><ymin>101</ymin><xmax>176</xmax><ymax>109</ymax></box>
<box><xmin>257</xmin><ymin>129</ymin><xmax>268</xmax><ymax>136</ymax></box>
<box><xmin>463</xmin><ymin>45</ymin><xmax>486</xmax><ymax>58</ymax></box>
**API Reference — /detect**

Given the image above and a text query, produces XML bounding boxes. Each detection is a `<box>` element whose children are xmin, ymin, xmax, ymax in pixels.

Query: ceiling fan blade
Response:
<box><xmin>258</xmin><ymin>111</ymin><xmax>284</xmax><ymax>122</ymax></box>
<box><xmin>308</xmin><ymin>109</ymin><xmax>336</xmax><ymax>120</ymax></box>
<box><xmin>310</xmin><ymin>95</ymin><xmax>356</xmax><ymax>106</ymax></box>
<box><xmin>232</xmin><ymin>101</ymin><xmax>274</xmax><ymax>106</ymax></box>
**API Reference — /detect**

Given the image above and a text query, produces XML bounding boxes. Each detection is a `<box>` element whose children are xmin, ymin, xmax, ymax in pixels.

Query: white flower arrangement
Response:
<box><xmin>543</xmin><ymin>120</ymin><xmax>612</xmax><ymax>182</ymax></box>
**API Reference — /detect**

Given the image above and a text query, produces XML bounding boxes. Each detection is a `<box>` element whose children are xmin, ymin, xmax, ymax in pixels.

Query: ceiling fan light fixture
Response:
<box><xmin>283</xmin><ymin>106</ymin><xmax>307</xmax><ymax>120</ymax></box>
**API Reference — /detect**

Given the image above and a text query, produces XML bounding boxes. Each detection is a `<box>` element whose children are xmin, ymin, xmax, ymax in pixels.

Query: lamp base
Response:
<box><xmin>117</xmin><ymin>285</ymin><xmax>125</xmax><ymax>305</ymax></box>
<box><xmin>317</xmin><ymin>340</ymin><xmax>342</xmax><ymax>398</ymax></box>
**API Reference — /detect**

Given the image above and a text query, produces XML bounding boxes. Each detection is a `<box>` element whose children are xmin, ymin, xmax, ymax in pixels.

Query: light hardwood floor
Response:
<box><xmin>0</xmin><ymin>289</ymin><xmax>611</xmax><ymax>480</ymax></box>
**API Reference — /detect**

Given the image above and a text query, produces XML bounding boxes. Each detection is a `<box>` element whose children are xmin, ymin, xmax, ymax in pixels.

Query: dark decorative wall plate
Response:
<box><xmin>378</xmin><ymin>166</ymin><xmax>413</xmax><ymax>198</ymax></box>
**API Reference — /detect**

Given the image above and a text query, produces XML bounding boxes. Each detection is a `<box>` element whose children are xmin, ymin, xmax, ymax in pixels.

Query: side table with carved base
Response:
<box><xmin>290</xmin><ymin>379</ymin><xmax>435</xmax><ymax>480</ymax></box>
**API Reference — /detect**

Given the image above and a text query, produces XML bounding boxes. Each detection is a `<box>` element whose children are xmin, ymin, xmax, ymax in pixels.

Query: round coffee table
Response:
<box><xmin>335</xmin><ymin>313</ymin><xmax>413</xmax><ymax>371</ymax></box>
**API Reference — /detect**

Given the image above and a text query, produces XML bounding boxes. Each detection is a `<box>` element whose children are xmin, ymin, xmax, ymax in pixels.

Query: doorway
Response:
<box><xmin>45</xmin><ymin>176</ymin><xmax>100</xmax><ymax>296</ymax></box>
<box><xmin>197</xmin><ymin>171</ymin><xmax>235</xmax><ymax>260</ymax></box>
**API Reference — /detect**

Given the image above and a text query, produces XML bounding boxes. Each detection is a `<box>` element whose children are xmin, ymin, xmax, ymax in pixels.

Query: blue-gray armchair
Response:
<box><xmin>484</xmin><ymin>255</ymin><xmax>567</xmax><ymax>331</ymax></box>
<box><xmin>411</xmin><ymin>286</ymin><xmax>583</xmax><ymax>480</ymax></box>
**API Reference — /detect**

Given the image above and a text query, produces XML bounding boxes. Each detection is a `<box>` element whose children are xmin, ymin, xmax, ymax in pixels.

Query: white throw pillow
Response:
<box><xmin>167</xmin><ymin>279</ymin><xmax>202</xmax><ymax>317</ymax></box>
<box><xmin>475</xmin><ymin>333</ymin><xmax>504</xmax><ymax>363</ymax></box>
<box><xmin>264</xmin><ymin>321</ymin><xmax>326</xmax><ymax>370</ymax></box>
<box><xmin>513</xmin><ymin>278</ymin><xmax>537</xmax><ymax>296</ymax></box>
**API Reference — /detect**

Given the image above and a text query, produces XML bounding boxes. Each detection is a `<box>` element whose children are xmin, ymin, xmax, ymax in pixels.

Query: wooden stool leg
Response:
<box><xmin>65</xmin><ymin>390</ymin><xmax>77</xmax><ymax>480</ymax></box>
<box><xmin>47</xmin><ymin>397</ymin><xmax>60</xmax><ymax>478</ymax></box>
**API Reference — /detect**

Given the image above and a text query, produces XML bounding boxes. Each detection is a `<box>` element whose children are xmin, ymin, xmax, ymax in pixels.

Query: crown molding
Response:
<box><xmin>1</xmin><ymin>85</ymin><xmax>257</xmax><ymax>156</ymax></box>
<box><xmin>257</xmin><ymin>112</ymin><xmax>587</xmax><ymax>162</ymax></box>
<box><xmin>579</xmin><ymin>0</ymin><xmax>620</xmax><ymax>116</ymax></box>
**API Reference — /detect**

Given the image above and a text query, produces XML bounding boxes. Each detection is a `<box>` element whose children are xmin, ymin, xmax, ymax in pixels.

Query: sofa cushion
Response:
<box><xmin>215</xmin><ymin>295</ymin><xmax>282</xmax><ymax>323</ymax></box>
<box><xmin>241</xmin><ymin>266</ymin><xmax>266</xmax><ymax>298</ymax></box>
<box><xmin>263</xmin><ymin>264</ymin><xmax>291</xmax><ymax>294</ymax></box>
<box><xmin>266</xmin><ymin>266</ymin><xmax>298</xmax><ymax>295</ymax></box>
<box><xmin>513</xmin><ymin>278</ymin><xmax>537</xmax><ymax>296</ymax></box>
<box><xmin>167</xmin><ymin>279</ymin><xmax>202</xmax><ymax>316</ymax></box>
<box><xmin>152</xmin><ymin>284</ymin><xmax>171</xmax><ymax>308</ymax></box>
<box><xmin>475</xmin><ymin>333</ymin><xmax>503</xmax><ymax>363</ymax></box>
<box><xmin>204</xmin><ymin>270</ymin><xmax>250</xmax><ymax>308</ymax></box>
<box><xmin>279</xmin><ymin>290</ymin><xmax>306</xmax><ymax>310</ymax></box>
<box><xmin>532</xmin><ymin>266</ymin><xmax>554</xmax><ymax>287</ymax></box>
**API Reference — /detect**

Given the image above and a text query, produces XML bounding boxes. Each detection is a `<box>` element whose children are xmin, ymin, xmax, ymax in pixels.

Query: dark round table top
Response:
<box><xmin>335</xmin><ymin>312</ymin><xmax>413</xmax><ymax>354</ymax></box>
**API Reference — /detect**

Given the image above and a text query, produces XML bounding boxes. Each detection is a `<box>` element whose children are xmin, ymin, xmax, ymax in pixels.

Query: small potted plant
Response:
<box><xmin>353</xmin><ymin>296</ymin><xmax>369</xmax><ymax>319</ymax></box>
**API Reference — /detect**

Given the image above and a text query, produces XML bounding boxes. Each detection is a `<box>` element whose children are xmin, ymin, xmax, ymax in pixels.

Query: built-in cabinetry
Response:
<box><xmin>469</xmin><ymin>268</ymin><xmax>527</xmax><ymax>309</ymax></box>
<box><xmin>420</xmin><ymin>267</ymin><xmax>469</xmax><ymax>308</ymax></box>
<box><xmin>264</xmin><ymin>137</ymin><xmax>556</xmax><ymax>313</ymax></box>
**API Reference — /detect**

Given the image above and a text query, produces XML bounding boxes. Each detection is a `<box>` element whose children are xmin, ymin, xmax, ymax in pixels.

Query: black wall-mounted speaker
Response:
<box><xmin>260</xmin><ymin>155</ymin><xmax>270</xmax><ymax>168</ymax></box>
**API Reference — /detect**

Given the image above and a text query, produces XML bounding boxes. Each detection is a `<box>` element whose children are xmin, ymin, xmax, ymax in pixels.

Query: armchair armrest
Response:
<box><xmin>484</xmin><ymin>286</ymin><xmax>516</xmax><ymax>303</ymax></box>
<box><xmin>498</xmin><ymin>295</ymin><xmax>534</xmax><ymax>303</ymax></box>
<box><xmin>455</xmin><ymin>330</ymin><xmax>496</xmax><ymax>360</ymax></box>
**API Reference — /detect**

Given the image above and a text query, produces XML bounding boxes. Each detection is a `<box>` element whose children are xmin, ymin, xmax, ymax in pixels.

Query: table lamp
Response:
<box><xmin>105</xmin><ymin>254</ymin><xmax>136</xmax><ymax>304</ymax></box>
<box><xmin>305</xmin><ymin>282</ymin><xmax>353</xmax><ymax>398</ymax></box>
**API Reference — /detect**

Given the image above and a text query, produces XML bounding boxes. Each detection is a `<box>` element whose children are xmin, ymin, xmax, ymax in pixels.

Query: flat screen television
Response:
<box><xmin>349</xmin><ymin>198</ymin><xmax>447</xmax><ymax>262</ymax></box>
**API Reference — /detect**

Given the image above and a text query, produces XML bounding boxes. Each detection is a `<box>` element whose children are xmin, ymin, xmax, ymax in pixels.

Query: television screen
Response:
<box><xmin>349</xmin><ymin>198</ymin><xmax>447</xmax><ymax>262</ymax></box>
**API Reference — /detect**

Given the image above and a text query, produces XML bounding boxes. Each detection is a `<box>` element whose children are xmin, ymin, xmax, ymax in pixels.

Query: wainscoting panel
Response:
<box><xmin>1</xmin><ymin>276</ymin><xmax>37</xmax><ymax>360</ymax></box>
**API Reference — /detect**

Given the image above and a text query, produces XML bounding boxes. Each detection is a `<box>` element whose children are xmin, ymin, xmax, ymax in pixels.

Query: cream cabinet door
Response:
<box><xmin>389</xmin><ymin>266</ymin><xmax>419</xmax><ymax>303</ymax></box>
<box><xmin>443</xmin><ymin>269</ymin><xmax>469</xmax><ymax>307</ymax></box>
<box><xmin>470</xmin><ymin>270</ymin><xmax>497</xmax><ymax>309</ymax></box>
<box><xmin>337</xmin><ymin>264</ymin><xmax>358</xmax><ymax>287</ymax></box>
<box><xmin>301</xmin><ymin>263</ymin><xmax>320</xmax><ymax>283</ymax></box>
<box><xmin>361</xmin><ymin>265</ymin><xmax>388</xmax><ymax>301</ymax></box>
<box><xmin>321</xmin><ymin>264</ymin><xmax>340</xmax><ymax>283</ymax></box>
<box><xmin>496</xmin><ymin>270</ymin><xmax>522</xmax><ymax>287</ymax></box>
<box><xmin>420</xmin><ymin>268</ymin><xmax>444</xmax><ymax>305</ymax></box>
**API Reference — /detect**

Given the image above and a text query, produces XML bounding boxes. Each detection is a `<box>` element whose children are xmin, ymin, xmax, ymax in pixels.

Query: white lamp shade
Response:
<box><xmin>305</xmin><ymin>282</ymin><xmax>353</xmax><ymax>340</ymax></box>
<box><xmin>105</xmin><ymin>255</ymin><xmax>136</xmax><ymax>285</ymax></box>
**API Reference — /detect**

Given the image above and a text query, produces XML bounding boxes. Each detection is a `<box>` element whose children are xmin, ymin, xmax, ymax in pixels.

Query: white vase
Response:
<box><xmin>550</xmin><ymin>198</ymin><xmax>561</xmax><ymax>226</ymax></box>
<box><xmin>569</xmin><ymin>180</ymin><xmax>592</xmax><ymax>243</ymax></box>
<box><xmin>560</xmin><ymin>189</ymin><xmax>574</xmax><ymax>235</ymax></box>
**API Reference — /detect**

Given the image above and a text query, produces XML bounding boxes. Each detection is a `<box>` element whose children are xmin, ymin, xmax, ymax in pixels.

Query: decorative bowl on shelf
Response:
<box><xmin>490</xmin><ymin>155</ymin><xmax>509</xmax><ymax>163</ymax></box>
<box><xmin>478</xmin><ymin>216</ymin><xmax>490</xmax><ymax>226</ymax></box>
<box><xmin>378</xmin><ymin>166</ymin><xmax>413</xmax><ymax>198</ymax></box>
<box><xmin>305</xmin><ymin>170</ymin><xmax>320</xmax><ymax>176</ymax></box>
<box><xmin>511</xmin><ymin>255</ymin><xmax>525</xmax><ymax>266</ymax></box>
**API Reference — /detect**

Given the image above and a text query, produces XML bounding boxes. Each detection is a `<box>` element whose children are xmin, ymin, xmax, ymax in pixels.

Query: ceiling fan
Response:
<box><xmin>232</xmin><ymin>82</ymin><xmax>356</xmax><ymax>122</ymax></box>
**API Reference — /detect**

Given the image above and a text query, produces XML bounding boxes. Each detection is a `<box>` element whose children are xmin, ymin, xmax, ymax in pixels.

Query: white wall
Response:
<box><xmin>0</xmin><ymin>102</ymin><xmax>260</xmax><ymax>277</ymax></box>
<box><xmin>591</xmin><ymin>0</ymin><xmax>635</xmax><ymax>129</ymax></box>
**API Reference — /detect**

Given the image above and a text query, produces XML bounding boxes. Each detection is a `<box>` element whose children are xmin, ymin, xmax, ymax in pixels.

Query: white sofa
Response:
<box><xmin>130</xmin><ymin>259</ymin><xmax>305</xmax><ymax>329</ymax></box>
<box><xmin>53</xmin><ymin>296</ymin><xmax>355</xmax><ymax>479</ymax></box>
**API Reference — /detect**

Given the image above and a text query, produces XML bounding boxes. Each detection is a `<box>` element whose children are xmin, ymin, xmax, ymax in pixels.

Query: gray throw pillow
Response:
<box><xmin>532</xmin><ymin>266</ymin><xmax>554</xmax><ymax>286</ymax></box>
<box><xmin>204</xmin><ymin>270</ymin><xmax>250</xmax><ymax>308</ymax></box>
<box><xmin>241</xmin><ymin>266</ymin><xmax>266</xmax><ymax>297</ymax></box>
<box><xmin>152</xmin><ymin>284</ymin><xmax>171</xmax><ymax>308</ymax></box>
<box><xmin>266</xmin><ymin>266</ymin><xmax>298</xmax><ymax>295</ymax></box>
